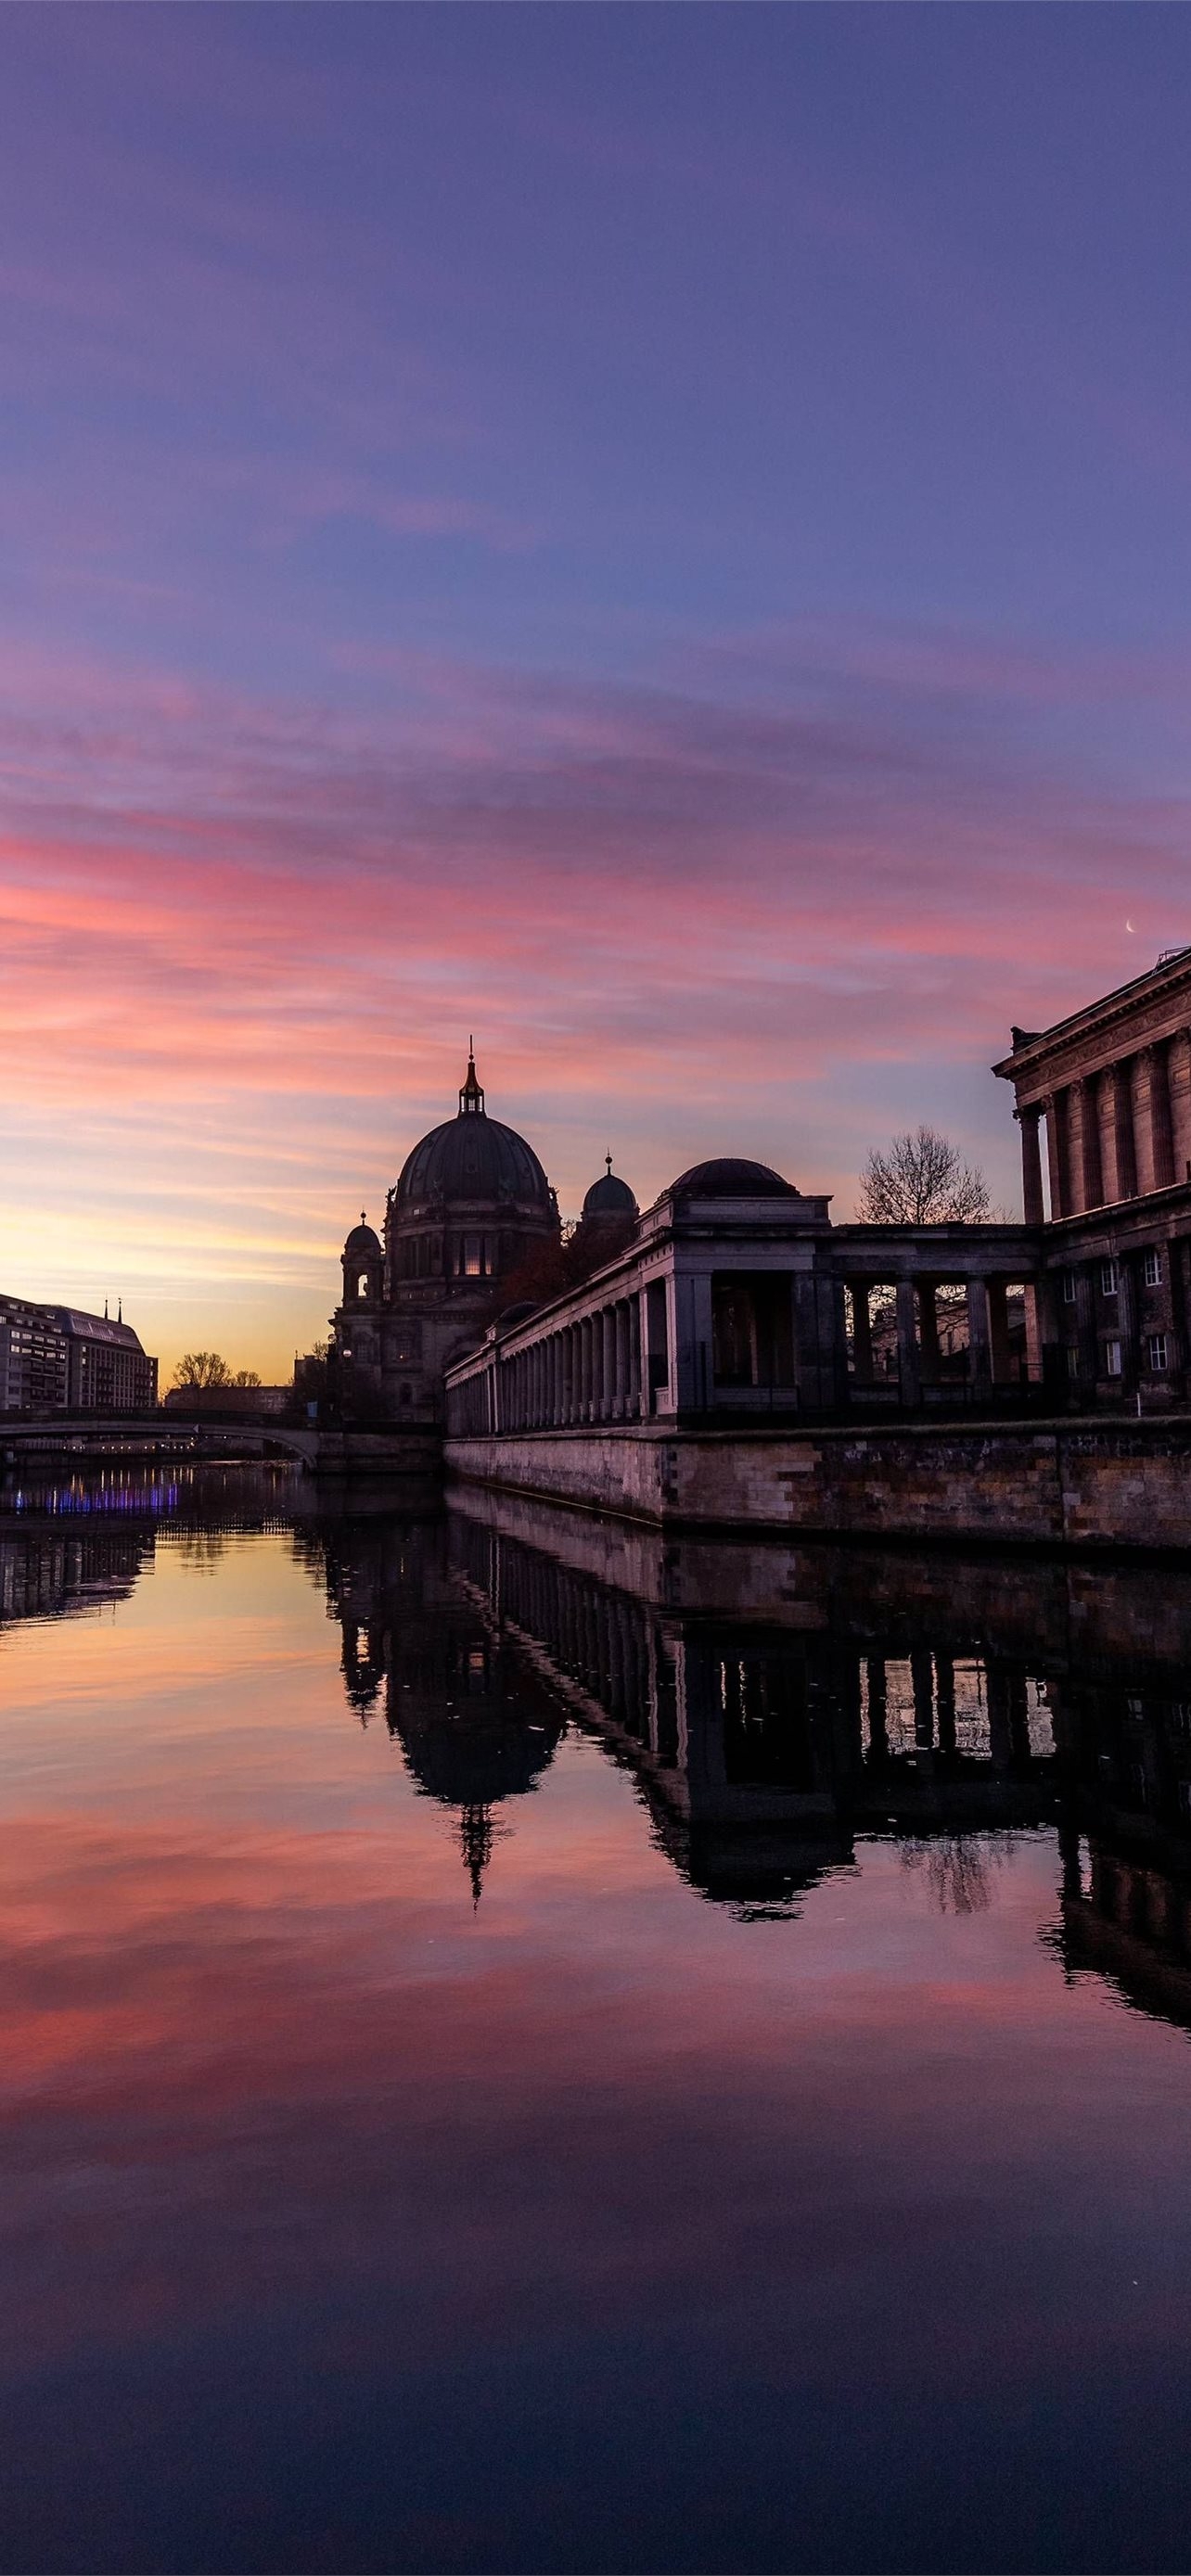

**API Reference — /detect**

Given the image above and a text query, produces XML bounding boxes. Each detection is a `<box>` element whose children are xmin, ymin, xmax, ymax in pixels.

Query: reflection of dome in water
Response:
<box><xmin>394</xmin><ymin>1702</ymin><xmax>563</xmax><ymax>1807</ymax></box>
<box><xmin>392</xmin><ymin>1688</ymin><xmax>565</xmax><ymax>1904</ymax></box>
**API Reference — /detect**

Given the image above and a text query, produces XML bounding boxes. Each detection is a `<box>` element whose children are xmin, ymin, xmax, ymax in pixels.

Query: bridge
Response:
<box><xmin>0</xmin><ymin>1410</ymin><xmax>322</xmax><ymax>1467</ymax></box>
<box><xmin>0</xmin><ymin>1413</ymin><xmax>441</xmax><ymax>1479</ymax></box>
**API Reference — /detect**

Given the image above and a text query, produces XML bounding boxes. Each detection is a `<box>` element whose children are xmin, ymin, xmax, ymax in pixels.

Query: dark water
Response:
<box><xmin>6</xmin><ymin>1465</ymin><xmax>1191</xmax><ymax>2574</ymax></box>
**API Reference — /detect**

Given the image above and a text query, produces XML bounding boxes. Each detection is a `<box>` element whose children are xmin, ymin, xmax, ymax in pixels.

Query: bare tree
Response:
<box><xmin>232</xmin><ymin>1369</ymin><xmax>262</xmax><ymax>1388</ymax></box>
<box><xmin>170</xmin><ymin>1351</ymin><xmax>233</xmax><ymax>1392</ymax></box>
<box><xmin>857</xmin><ymin>1126</ymin><xmax>992</xmax><ymax>1225</ymax></box>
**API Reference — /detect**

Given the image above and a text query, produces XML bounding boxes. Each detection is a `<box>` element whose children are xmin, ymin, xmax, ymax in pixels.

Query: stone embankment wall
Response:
<box><xmin>443</xmin><ymin>1418</ymin><xmax>1191</xmax><ymax>1549</ymax></box>
<box><xmin>314</xmin><ymin>1426</ymin><xmax>442</xmax><ymax>1479</ymax></box>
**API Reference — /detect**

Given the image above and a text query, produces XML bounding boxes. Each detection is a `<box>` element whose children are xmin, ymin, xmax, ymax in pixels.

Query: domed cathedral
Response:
<box><xmin>333</xmin><ymin>1045</ymin><xmax>560</xmax><ymax>1421</ymax></box>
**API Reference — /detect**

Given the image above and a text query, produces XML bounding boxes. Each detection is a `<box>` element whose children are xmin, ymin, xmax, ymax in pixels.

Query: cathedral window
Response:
<box><xmin>357</xmin><ymin>1275</ymin><xmax>368</xmax><ymax>1297</ymax></box>
<box><xmin>464</xmin><ymin>1235</ymin><xmax>483</xmax><ymax>1276</ymax></box>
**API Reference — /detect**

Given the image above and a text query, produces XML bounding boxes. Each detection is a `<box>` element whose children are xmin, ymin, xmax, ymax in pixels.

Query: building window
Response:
<box><xmin>1144</xmin><ymin>1248</ymin><xmax>1163</xmax><ymax>1287</ymax></box>
<box><xmin>1100</xmin><ymin>1258</ymin><xmax>1119</xmax><ymax>1296</ymax></box>
<box><xmin>1105</xmin><ymin>1338</ymin><xmax>1123</xmax><ymax>1377</ymax></box>
<box><xmin>357</xmin><ymin>1275</ymin><xmax>369</xmax><ymax>1297</ymax></box>
<box><xmin>1066</xmin><ymin>1346</ymin><xmax>1081</xmax><ymax>1381</ymax></box>
<box><xmin>1147</xmin><ymin>1333</ymin><xmax>1170</xmax><ymax>1371</ymax></box>
<box><xmin>1062</xmin><ymin>1270</ymin><xmax>1078</xmax><ymax>1303</ymax></box>
<box><xmin>464</xmin><ymin>1235</ymin><xmax>484</xmax><ymax>1277</ymax></box>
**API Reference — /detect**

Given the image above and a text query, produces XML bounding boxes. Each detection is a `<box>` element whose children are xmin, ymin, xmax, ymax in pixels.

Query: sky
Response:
<box><xmin>5</xmin><ymin>5</ymin><xmax>1191</xmax><ymax>1378</ymax></box>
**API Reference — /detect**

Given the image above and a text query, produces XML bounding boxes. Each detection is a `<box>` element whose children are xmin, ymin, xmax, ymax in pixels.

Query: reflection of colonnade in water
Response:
<box><xmin>445</xmin><ymin>1511</ymin><xmax>1060</xmax><ymax>1905</ymax></box>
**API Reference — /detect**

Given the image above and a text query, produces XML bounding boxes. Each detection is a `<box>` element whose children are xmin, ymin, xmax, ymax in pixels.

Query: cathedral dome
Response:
<box><xmin>344</xmin><ymin>1212</ymin><xmax>382</xmax><ymax>1256</ymax></box>
<box><xmin>582</xmin><ymin>1156</ymin><xmax>638</xmax><ymax>1221</ymax></box>
<box><xmin>394</xmin><ymin>1050</ymin><xmax>552</xmax><ymax>1213</ymax></box>
<box><xmin>669</xmin><ymin>1156</ymin><xmax>796</xmax><ymax>1197</ymax></box>
<box><xmin>397</xmin><ymin>1116</ymin><xmax>551</xmax><ymax>1209</ymax></box>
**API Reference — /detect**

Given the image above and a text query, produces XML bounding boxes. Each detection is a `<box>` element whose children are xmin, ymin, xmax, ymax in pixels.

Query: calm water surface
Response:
<box><xmin>4</xmin><ymin>1464</ymin><xmax>1191</xmax><ymax>2573</ymax></box>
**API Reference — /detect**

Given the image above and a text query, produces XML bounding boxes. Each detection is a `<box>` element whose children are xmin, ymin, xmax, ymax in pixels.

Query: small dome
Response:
<box><xmin>669</xmin><ymin>1157</ymin><xmax>796</xmax><ymax>1198</ymax></box>
<box><xmin>582</xmin><ymin>1156</ymin><xmax>638</xmax><ymax>1221</ymax></box>
<box><xmin>345</xmin><ymin>1211</ymin><xmax>382</xmax><ymax>1255</ymax></box>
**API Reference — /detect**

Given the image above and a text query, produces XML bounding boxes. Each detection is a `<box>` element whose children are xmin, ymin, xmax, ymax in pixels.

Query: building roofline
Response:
<box><xmin>992</xmin><ymin>947</ymin><xmax>1191</xmax><ymax>1080</ymax></box>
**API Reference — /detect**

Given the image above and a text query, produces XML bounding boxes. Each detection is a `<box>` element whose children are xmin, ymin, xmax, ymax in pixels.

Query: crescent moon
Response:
<box><xmin>1126</xmin><ymin>918</ymin><xmax>1135</xmax><ymax>932</ymax></box>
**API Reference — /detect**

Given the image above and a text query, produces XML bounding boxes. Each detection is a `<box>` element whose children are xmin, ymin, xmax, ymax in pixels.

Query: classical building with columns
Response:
<box><xmin>440</xmin><ymin>951</ymin><xmax>1191</xmax><ymax>1439</ymax></box>
<box><xmin>340</xmin><ymin>955</ymin><xmax>1191</xmax><ymax>1441</ymax></box>
<box><xmin>995</xmin><ymin>944</ymin><xmax>1191</xmax><ymax>1403</ymax></box>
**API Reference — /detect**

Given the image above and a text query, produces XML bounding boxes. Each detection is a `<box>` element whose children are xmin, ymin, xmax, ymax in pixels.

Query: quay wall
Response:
<box><xmin>443</xmin><ymin>1417</ymin><xmax>1191</xmax><ymax>1550</ymax></box>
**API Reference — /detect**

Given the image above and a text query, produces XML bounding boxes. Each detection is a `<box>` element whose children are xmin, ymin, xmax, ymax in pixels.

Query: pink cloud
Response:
<box><xmin>2</xmin><ymin>618</ymin><xmax>1184</xmax><ymax>1369</ymax></box>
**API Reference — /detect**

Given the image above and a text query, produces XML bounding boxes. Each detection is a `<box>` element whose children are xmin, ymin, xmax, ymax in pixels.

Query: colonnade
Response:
<box><xmin>493</xmin><ymin>1293</ymin><xmax>644</xmax><ymax>1434</ymax></box>
<box><xmin>1018</xmin><ymin>1031</ymin><xmax>1191</xmax><ymax>1222</ymax></box>
<box><xmin>847</xmin><ymin>1272</ymin><xmax>1024</xmax><ymax>1396</ymax></box>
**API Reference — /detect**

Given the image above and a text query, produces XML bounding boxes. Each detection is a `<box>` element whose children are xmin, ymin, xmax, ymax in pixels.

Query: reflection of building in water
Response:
<box><xmin>1</xmin><ymin>1465</ymin><xmax>309</xmax><ymax>1633</ymax></box>
<box><xmin>445</xmin><ymin>1509</ymin><xmax>1059</xmax><ymax>1909</ymax></box>
<box><xmin>312</xmin><ymin>1494</ymin><xmax>1068</xmax><ymax>1913</ymax></box>
<box><xmin>0</xmin><ymin>1528</ymin><xmax>151</xmax><ymax>1626</ymax></box>
<box><xmin>313</xmin><ymin>1491</ymin><xmax>1191</xmax><ymax>1947</ymax></box>
<box><xmin>324</xmin><ymin>1517</ymin><xmax>565</xmax><ymax>1900</ymax></box>
<box><xmin>1052</xmin><ymin>1678</ymin><xmax>1191</xmax><ymax>2036</ymax></box>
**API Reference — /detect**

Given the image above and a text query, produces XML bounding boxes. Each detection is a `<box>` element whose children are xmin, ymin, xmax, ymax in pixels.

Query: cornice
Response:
<box><xmin>992</xmin><ymin>950</ymin><xmax>1191</xmax><ymax>1082</ymax></box>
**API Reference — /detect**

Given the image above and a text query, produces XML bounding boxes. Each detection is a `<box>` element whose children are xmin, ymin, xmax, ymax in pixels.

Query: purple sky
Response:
<box><xmin>4</xmin><ymin>5</ymin><xmax>1191</xmax><ymax>1371</ymax></box>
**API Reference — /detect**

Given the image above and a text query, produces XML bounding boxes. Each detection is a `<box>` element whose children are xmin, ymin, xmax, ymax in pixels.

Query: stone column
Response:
<box><xmin>615</xmin><ymin>1303</ymin><xmax>629</xmax><ymax>1418</ymax></box>
<box><xmin>629</xmin><ymin>1297</ymin><xmax>643</xmax><ymax>1418</ymax></box>
<box><xmin>865</xmin><ymin>1658</ymin><xmax>888</xmax><ymax>1762</ymax></box>
<box><xmin>1073</xmin><ymin>1077</ymin><xmax>1103</xmax><ymax>1211</ymax></box>
<box><xmin>851</xmin><ymin>1282</ymin><xmax>874</xmax><ymax>1379</ymax></box>
<box><xmin>1151</xmin><ymin>1043</ymin><xmax>1176</xmax><ymax>1189</ymax></box>
<box><xmin>1024</xmin><ymin>1270</ymin><xmax>1057</xmax><ymax>1385</ymax></box>
<box><xmin>935</xmin><ymin>1654</ymin><xmax>956</xmax><ymax>1756</ymax></box>
<box><xmin>986</xmin><ymin>1666</ymin><xmax>1012</xmax><ymax>1769</ymax></box>
<box><xmin>1111</xmin><ymin>1060</ymin><xmax>1139</xmax><ymax>1201</ymax></box>
<box><xmin>694</xmin><ymin>1273</ymin><xmax>714</xmax><ymax>1412</ymax></box>
<box><xmin>895</xmin><ymin>1278</ymin><xmax>920</xmax><ymax>1406</ymax></box>
<box><xmin>1132</xmin><ymin>1051</ymin><xmax>1160</xmax><ymax>1194</ymax></box>
<box><xmin>967</xmin><ymin>1275</ymin><xmax>992</xmax><ymax>1392</ymax></box>
<box><xmin>988</xmin><ymin>1277</ymin><xmax>1013</xmax><ymax>1382</ymax></box>
<box><xmin>916</xmin><ymin>1281</ymin><xmax>941</xmax><ymax>1383</ymax></box>
<box><xmin>826</xmin><ymin>1277</ymin><xmax>851</xmax><ymax>1410</ymax></box>
<box><xmin>601</xmin><ymin>1308</ymin><xmax>615</xmax><ymax>1422</ymax></box>
<box><xmin>1170</xmin><ymin>1029</ymin><xmax>1191</xmax><ymax>1184</ymax></box>
<box><xmin>562</xmin><ymin>1325</ymin><xmax>574</xmax><ymax>1423</ymax></box>
<box><xmin>1058</xmin><ymin>1086</ymin><xmax>1082</xmax><ymax>1214</ymax></box>
<box><xmin>911</xmin><ymin>1647</ymin><xmax>934</xmax><ymax>1751</ymax></box>
<box><xmin>1018</xmin><ymin>1104</ymin><xmax>1045</xmax><ymax>1224</ymax></box>
<box><xmin>1097</xmin><ymin>1064</ymin><xmax>1122</xmax><ymax>1205</ymax></box>
<box><xmin>1043</xmin><ymin>1091</ymin><xmax>1065</xmax><ymax>1218</ymax></box>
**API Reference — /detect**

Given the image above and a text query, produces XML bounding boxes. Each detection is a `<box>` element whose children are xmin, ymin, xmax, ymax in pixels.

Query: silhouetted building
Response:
<box><xmin>0</xmin><ymin>1296</ymin><xmax>157</xmax><ymax>1413</ymax></box>
<box><xmin>996</xmin><ymin>945</ymin><xmax>1191</xmax><ymax>1401</ymax></box>
<box><xmin>333</xmin><ymin>1046</ymin><xmax>563</xmax><ymax>1420</ymax></box>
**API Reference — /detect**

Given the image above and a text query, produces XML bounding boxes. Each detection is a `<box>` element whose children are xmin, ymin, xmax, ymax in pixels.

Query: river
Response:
<box><xmin>4</xmin><ymin>1462</ymin><xmax>1191</xmax><ymax>2573</ymax></box>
